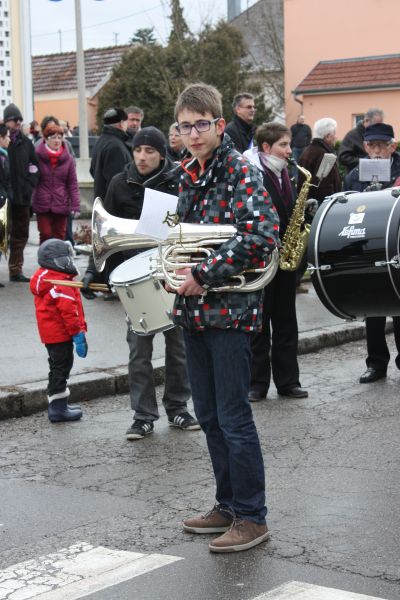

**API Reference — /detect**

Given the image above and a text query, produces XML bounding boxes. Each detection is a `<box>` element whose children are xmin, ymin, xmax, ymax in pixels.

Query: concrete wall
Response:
<box><xmin>284</xmin><ymin>0</ymin><xmax>400</xmax><ymax>134</ymax></box>
<box><xmin>34</xmin><ymin>93</ymin><xmax>98</xmax><ymax>132</ymax></box>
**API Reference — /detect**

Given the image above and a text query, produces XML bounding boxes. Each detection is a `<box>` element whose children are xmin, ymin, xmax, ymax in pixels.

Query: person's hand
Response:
<box><xmin>71</xmin><ymin>211</ymin><xmax>81</xmax><ymax>219</ymax></box>
<box><xmin>72</xmin><ymin>332</ymin><xmax>88</xmax><ymax>358</ymax></box>
<box><xmin>81</xmin><ymin>272</ymin><xmax>96</xmax><ymax>300</ymax></box>
<box><xmin>176</xmin><ymin>268</ymin><xmax>205</xmax><ymax>296</ymax></box>
<box><xmin>305</xmin><ymin>198</ymin><xmax>318</xmax><ymax>217</ymax></box>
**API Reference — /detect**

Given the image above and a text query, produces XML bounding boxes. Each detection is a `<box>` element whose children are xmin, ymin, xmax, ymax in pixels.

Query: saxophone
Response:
<box><xmin>279</xmin><ymin>160</ymin><xmax>313</xmax><ymax>271</ymax></box>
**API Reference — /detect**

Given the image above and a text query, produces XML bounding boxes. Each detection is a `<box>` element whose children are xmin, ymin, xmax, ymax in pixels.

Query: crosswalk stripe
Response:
<box><xmin>254</xmin><ymin>581</ymin><xmax>387</xmax><ymax>600</ymax></box>
<box><xmin>0</xmin><ymin>542</ymin><xmax>182</xmax><ymax>600</ymax></box>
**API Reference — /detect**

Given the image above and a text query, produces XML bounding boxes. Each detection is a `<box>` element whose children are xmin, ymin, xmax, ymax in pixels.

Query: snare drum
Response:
<box><xmin>308</xmin><ymin>188</ymin><xmax>400</xmax><ymax>319</ymax></box>
<box><xmin>109</xmin><ymin>248</ymin><xmax>175</xmax><ymax>335</ymax></box>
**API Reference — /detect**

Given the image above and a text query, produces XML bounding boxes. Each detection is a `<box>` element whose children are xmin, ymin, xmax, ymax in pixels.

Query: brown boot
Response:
<box><xmin>209</xmin><ymin>519</ymin><xmax>269</xmax><ymax>553</ymax></box>
<box><xmin>183</xmin><ymin>505</ymin><xmax>233</xmax><ymax>534</ymax></box>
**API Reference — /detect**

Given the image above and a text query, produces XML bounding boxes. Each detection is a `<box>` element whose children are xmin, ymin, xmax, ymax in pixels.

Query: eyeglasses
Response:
<box><xmin>47</xmin><ymin>134</ymin><xmax>63</xmax><ymax>140</ymax></box>
<box><xmin>365</xmin><ymin>141</ymin><xmax>391</xmax><ymax>150</ymax></box>
<box><xmin>176</xmin><ymin>118</ymin><xmax>220</xmax><ymax>136</ymax></box>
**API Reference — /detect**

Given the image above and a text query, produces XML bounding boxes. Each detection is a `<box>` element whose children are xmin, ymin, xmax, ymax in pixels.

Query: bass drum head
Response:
<box><xmin>308</xmin><ymin>189</ymin><xmax>400</xmax><ymax>319</ymax></box>
<box><xmin>109</xmin><ymin>249</ymin><xmax>175</xmax><ymax>336</ymax></box>
<box><xmin>109</xmin><ymin>248</ymin><xmax>156</xmax><ymax>285</ymax></box>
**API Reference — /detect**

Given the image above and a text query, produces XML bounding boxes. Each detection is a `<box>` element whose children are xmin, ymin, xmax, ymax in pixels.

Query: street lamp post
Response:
<box><xmin>74</xmin><ymin>0</ymin><xmax>89</xmax><ymax>160</ymax></box>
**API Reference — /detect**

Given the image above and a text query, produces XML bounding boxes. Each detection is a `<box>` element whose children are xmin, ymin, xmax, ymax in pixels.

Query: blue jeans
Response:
<box><xmin>183</xmin><ymin>328</ymin><xmax>267</xmax><ymax>524</ymax></box>
<box><xmin>127</xmin><ymin>325</ymin><xmax>191</xmax><ymax>422</ymax></box>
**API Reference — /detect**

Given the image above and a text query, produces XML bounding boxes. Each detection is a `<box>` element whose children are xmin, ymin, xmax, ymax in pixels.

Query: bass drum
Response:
<box><xmin>308</xmin><ymin>188</ymin><xmax>400</xmax><ymax>319</ymax></box>
<box><xmin>109</xmin><ymin>248</ymin><xmax>175</xmax><ymax>336</ymax></box>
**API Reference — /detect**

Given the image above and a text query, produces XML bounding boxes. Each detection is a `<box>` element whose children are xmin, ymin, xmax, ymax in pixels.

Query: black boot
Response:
<box><xmin>48</xmin><ymin>394</ymin><xmax>82</xmax><ymax>422</ymax></box>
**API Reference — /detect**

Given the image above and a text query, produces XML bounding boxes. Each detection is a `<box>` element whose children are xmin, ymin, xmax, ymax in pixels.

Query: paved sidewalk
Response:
<box><xmin>0</xmin><ymin>221</ymin><xmax>374</xmax><ymax>419</ymax></box>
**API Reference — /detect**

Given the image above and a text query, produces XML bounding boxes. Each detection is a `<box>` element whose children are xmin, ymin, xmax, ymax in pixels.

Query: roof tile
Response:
<box><xmin>32</xmin><ymin>45</ymin><xmax>132</xmax><ymax>95</ymax></box>
<box><xmin>295</xmin><ymin>55</ymin><xmax>400</xmax><ymax>93</ymax></box>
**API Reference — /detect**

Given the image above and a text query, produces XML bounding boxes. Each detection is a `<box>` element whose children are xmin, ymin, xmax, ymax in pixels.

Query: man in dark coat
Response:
<box><xmin>90</xmin><ymin>107</ymin><xmax>132</xmax><ymax>200</ymax></box>
<box><xmin>290</xmin><ymin>115</ymin><xmax>311</xmax><ymax>163</ymax></box>
<box><xmin>338</xmin><ymin>108</ymin><xmax>384</xmax><ymax>173</ymax></box>
<box><xmin>83</xmin><ymin>107</ymin><xmax>132</xmax><ymax>296</ymax></box>
<box><xmin>344</xmin><ymin>122</ymin><xmax>400</xmax><ymax>384</ymax></box>
<box><xmin>297</xmin><ymin>117</ymin><xmax>341</xmax><ymax>204</ymax></box>
<box><xmin>224</xmin><ymin>92</ymin><xmax>256</xmax><ymax>153</ymax></box>
<box><xmin>104</xmin><ymin>126</ymin><xmax>199</xmax><ymax>440</ymax></box>
<box><xmin>4</xmin><ymin>103</ymin><xmax>39</xmax><ymax>282</ymax></box>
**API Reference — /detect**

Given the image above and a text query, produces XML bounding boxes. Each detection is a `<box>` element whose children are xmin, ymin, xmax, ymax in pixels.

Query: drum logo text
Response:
<box><xmin>338</xmin><ymin>225</ymin><xmax>366</xmax><ymax>239</ymax></box>
<box><xmin>348</xmin><ymin>212</ymin><xmax>365</xmax><ymax>225</ymax></box>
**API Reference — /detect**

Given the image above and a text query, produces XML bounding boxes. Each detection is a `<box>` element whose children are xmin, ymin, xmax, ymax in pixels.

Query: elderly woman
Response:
<box><xmin>32</xmin><ymin>124</ymin><xmax>80</xmax><ymax>245</ymax></box>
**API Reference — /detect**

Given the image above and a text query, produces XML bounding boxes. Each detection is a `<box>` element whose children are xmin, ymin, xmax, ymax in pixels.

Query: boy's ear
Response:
<box><xmin>216</xmin><ymin>118</ymin><xmax>226</xmax><ymax>135</ymax></box>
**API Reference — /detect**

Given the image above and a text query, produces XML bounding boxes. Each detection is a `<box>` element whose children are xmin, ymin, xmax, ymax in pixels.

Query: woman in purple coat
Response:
<box><xmin>32</xmin><ymin>124</ymin><xmax>80</xmax><ymax>245</ymax></box>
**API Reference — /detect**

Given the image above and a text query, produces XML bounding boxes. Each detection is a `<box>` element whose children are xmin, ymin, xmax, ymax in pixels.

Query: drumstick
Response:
<box><xmin>44</xmin><ymin>279</ymin><xmax>110</xmax><ymax>292</ymax></box>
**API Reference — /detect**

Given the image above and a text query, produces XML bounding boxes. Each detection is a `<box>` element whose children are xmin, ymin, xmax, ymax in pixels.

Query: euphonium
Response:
<box><xmin>92</xmin><ymin>197</ymin><xmax>279</xmax><ymax>292</ymax></box>
<box><xmin>279</xmin><ymin>160</ymin><xmax>312</xmax><ymax>271</ymax></box>
<box><xmin>0</xmin><ymin>199</ymin><xmax>8</xmax><ymax>256</ymax></box>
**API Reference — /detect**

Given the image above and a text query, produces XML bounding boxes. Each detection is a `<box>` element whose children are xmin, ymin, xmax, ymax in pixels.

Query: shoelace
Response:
<box><xmin>203</xmin><ymin>504</ymin><xmax>235</xmax><ymax>521</ymax></box>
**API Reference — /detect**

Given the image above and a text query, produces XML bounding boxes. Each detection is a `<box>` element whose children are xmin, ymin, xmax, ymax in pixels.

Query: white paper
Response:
<box><xmin>359</xmin><ymin>158</ymin><xmax>391</xmax><ymax>182</ymax></box>
<box><xmin>135</xmin><ymin>188</ymin><xmax>179</xmax><ymax>241</ymax></box>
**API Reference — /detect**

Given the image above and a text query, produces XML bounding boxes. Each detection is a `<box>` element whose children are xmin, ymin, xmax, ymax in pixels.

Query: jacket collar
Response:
<box><xmin>125</xmin><ymin>155</ymin><xmax>175</xmax><ymax>188</ymax></box>
<box><xmin>180</xmin><ymin>134</ymin><xmax>234</xmax><ymax>185</ymax></box>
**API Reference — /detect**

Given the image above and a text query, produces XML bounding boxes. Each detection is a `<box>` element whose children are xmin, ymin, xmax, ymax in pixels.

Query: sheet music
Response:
<box><xmin>359</xmin><ymin>158</ymin><xmax>391</xmax><ymax>182</ymax></box>
<box><xmin>135</xmin><ymin>189</ymin><xmax>179</xmax><ymax>241</ymax></box>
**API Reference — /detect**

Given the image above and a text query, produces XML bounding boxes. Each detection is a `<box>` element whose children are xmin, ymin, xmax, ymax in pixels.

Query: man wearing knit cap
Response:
<box><xmin>3</xmin><ymin>102</ymin><xmax>39</xmax><ymax>282</ymax></box>
<box><xmin>89</xmin><ymin>107</ymin><xmax>132</xmax><ymax>201</ymax></box>
<box><xmin>82</xmin><ymin>107</ymin><xmax>133</xmax><ymax>297</ymax></box>
<box><xmin>103</xmin><ymin>125</ymin><xmax>199</xmax><ymax>440</ymax></box>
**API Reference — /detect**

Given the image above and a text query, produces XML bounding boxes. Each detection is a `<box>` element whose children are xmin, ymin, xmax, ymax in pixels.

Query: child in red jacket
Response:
<box><xmin>30</xmin><ymin>239</ymin><xmax>88</xmax><ymax>422</ymax></box>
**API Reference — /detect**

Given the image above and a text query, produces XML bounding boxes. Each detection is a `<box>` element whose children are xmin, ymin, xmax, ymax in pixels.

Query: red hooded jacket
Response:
<box><xmin>30</xmin><ymin>268</ymin><xmax>87</xmax><ymax>344</ymax></box>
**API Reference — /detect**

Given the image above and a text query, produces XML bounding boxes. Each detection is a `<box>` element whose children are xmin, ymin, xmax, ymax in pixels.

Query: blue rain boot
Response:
<box><xmin>48</xmin><ymin>392</ymin><xmax>82</xmax><ymax>422</ymax></box>
<box><xmin>64</xmin><ymin>387</ymin><xmax>81</xmax><ymax>412</ymax></box>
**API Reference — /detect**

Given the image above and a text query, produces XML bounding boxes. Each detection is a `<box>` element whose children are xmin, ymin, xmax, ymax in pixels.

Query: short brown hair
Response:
<box><xmin>42</xmin><ymin>124</ymin><xmax>64</xmax><ymax>138</ymax></box>
<box><xmin>255</xmin><ymin>122</ymin><xmax>290</xmax><ymax>150</ymax></box>
<box><xmin>175</xmin><ymin>83</ymin><xmax>223</xmax><ymax>120</ymax></box>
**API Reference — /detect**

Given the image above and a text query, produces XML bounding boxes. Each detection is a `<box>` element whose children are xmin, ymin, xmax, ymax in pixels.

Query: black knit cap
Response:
<box><xmin>3</xmin><ymin>103</ymin><xmax>23</xmax><ymax>123</ymax></box>
<box><xmin>133</xmin><ymin>126</ymin><xmax>167</xmax><ymax>157</ymax></box>
<box><xmin>103</xmin><ymin>107</ymin><xmax>128</xmax><ymax>125</ymax></box>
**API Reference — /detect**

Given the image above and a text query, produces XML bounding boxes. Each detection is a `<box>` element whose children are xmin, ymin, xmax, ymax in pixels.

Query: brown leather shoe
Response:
<box><xmin>209</xmin><ymin>519</ymin><xmax>269</xmax><ymax>553</ymax></box>
<box><xmin>183</xmin><ymin>505</ymin><xmax>233</xmax><ymax>534</ymax></box>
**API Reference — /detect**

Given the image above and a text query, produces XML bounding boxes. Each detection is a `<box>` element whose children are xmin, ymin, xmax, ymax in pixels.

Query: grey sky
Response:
<box><xmin>30</xmin><ymin>0</ymin><xmax>257</xmax><ymax>56</ymax></box>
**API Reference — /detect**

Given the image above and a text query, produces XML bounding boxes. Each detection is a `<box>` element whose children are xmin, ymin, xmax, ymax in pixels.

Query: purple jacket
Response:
<box><xmin>31</xmin><ymin>141</ymin><xmax>80</xmax><ymax>215</ymax></box>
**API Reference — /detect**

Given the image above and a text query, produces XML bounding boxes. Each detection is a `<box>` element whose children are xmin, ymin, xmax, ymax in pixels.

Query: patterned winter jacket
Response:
<box><xmin>172</xmin><ymin>135</ymin><xmax>280</xmax><ymax>332</ymax></box>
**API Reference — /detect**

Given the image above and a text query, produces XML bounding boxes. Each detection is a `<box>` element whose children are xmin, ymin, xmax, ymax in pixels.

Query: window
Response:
<box><xmin>354</xmin><ymin>114</ymin><xmax>364</xmax><ymax>126</ymax></box>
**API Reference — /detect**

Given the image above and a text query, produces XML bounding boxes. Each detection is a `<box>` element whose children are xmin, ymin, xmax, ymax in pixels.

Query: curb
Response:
<box><xmin>0</xmin><ymin>321</ymin><xmax>393</xmax><ymax>421</ymax></box>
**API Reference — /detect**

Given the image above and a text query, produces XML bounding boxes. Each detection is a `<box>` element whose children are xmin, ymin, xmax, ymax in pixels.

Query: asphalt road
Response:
<box><xmin>1</xmin><ymin>338</ymin><xmax>400</xmax><ymax>600</ymax></box>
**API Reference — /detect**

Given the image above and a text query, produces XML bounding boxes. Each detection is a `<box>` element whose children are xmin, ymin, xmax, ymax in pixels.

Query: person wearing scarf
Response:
<box><xmin>244</xmin><ymin>122</ymin><xmax>308</xmax><ymax>401</ymax></box>
<box><xmin>32</xmin><ymin>124</ymin><xmax>80</xmax><ymax>245</ymax></box>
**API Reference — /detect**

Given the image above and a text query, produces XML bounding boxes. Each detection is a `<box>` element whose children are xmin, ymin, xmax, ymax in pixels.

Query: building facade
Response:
<box><xmin>284</xmin><ymin>0</ymin><xmax>400</xmax><ymax>137</ymax></box>
<box><xmin>0</xmin><ymin>0</ymin><xmax>12</xmax><ymax>113</ymax></box>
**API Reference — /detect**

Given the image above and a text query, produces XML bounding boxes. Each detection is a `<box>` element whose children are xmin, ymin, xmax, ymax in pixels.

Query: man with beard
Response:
<box><xmin>104</xmin><ymin>126</ymin><xmax>199</xmax><ymax>439</ymax></box>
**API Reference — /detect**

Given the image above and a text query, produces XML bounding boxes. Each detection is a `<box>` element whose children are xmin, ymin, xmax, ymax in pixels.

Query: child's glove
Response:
<box><xmin>73</xmin><ymin>332</ymin><xmax>88</xmax><ymax>358</ymax></box>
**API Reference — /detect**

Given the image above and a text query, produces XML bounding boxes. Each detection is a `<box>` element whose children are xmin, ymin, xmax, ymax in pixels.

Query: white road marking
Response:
<box><xmin>0</xmin><ymin>541</ymin><xmax>182</xmax><ymax>600</ymax></box>
<box><xmin>254</xmin><ymin>581</ymin><xmax>387</xmax><ymax>600</ymax></box>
